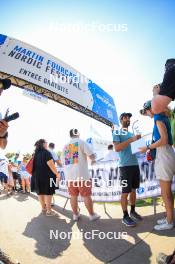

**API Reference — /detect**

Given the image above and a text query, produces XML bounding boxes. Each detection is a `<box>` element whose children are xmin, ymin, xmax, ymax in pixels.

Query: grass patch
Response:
<box><xmin>95</xmin><ymin>193</ymin><xmax>175</xmax><ymax>207</ymax></box>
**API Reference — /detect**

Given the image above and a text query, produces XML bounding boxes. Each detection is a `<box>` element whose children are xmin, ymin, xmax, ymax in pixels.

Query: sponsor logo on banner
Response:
<box><xmin>23</xmin><ymin>89</ymin><xmax>48</xmax><ymax>104</ymax></box>
<box><xmin>0</xmin><ymin>34</ymin><xmax>7</xmax><ymax>46</ymax></box>
<box><xmin>137</xmin><ymin>187</ymin><xmax>145</xmax><ymax>194</ymax></box>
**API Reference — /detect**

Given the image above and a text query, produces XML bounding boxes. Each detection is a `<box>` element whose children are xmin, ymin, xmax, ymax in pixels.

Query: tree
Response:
<box><xmin>5</xmin><ymin>152</ymin><xmax>16</xmax><ymax>160</ymax></box>
<box><xmin>23</xmin><ymin>153</ymin><xmax>32</xmax><ymax>160</ymax></box>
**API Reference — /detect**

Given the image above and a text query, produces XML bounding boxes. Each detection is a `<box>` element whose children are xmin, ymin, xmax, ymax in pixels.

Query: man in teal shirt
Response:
<box><xmin>113</xmin><ymin>113</ymin><xmax>142</xmax><ymax>227</ymax></box>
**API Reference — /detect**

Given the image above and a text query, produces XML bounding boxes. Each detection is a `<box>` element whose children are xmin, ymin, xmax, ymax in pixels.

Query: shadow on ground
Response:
<box><xmin>0</xmin><ymin>191</ymin><xmax>30</xmax><ymax>202</ymax></box>
<box><xmin>23</xmin><ymin>213</ymin><xmax>74</xmax><ymax>259</ymax></box>
<box><xmin>22</xmin><ymin>194</ymin><xmax>174</xmax><ymax>264</ymax></box>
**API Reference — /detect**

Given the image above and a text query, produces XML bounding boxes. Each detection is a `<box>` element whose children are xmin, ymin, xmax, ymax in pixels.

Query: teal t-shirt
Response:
<box><xmin>113</xmin><ymin>129</ymin><xmax>138</xmax><ymax>167</ymax></box>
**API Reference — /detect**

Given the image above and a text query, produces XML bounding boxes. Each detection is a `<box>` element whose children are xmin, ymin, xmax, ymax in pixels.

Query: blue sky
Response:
<box><xmin>1</xmin><ymin>0</ymin><xmax>175</xmax><ymax>75</ymax></box>
<box><xmin>1</xmin><ymin>0</ymin><xmax>175</xmax><ymax>83</ymax></box>
<box><xmin>0</xmin><ymin>0</ymin><xmax>175</xmax><ymax>153</ymax></box>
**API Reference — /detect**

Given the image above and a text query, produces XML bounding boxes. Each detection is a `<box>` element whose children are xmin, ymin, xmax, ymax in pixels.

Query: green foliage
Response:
<box><xmin>5</xmin><ymin>152</ymin><xmax>16</xmax><ymax>160</ymax></box>
<box><xmin>57</xmin><ymin>151</ymin><xmax>62</xmax><ymax>158</ymax></box>
<box><xmin>23</xmin><ymin>153</ymin><xmax>32</xmax><ymax>160</ymax></box>
<box><xmin>5</xmin><ymin>152</ymin><xmax>32</xmax><ymax>161</ymax></box>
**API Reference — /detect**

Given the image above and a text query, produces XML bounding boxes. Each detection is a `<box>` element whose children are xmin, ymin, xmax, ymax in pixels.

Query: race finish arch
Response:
<box><xmin>0</xmin><ymin>34</ymin><xmax>119</xmax><ymax>126</ymax></box>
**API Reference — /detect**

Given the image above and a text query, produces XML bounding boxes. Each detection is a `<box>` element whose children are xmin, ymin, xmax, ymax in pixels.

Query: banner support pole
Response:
<box><xmin>51</xmin><ymin>196</ymin><xmax>55</xmax><ymax>206</ymax></box>
<box><xmin>153</xmin><ymin>197</ymin><xmax>157</xmax><ymax>215</ymax></box>
<box><xmin>63</xmin><ymin>198</ymin><xmax>69</xmax><ymax>211</ymax></box>
<box><xmin>104</xmin><ymin>203</ymin><xmax>107</xmax><ymax>214</ymax></box>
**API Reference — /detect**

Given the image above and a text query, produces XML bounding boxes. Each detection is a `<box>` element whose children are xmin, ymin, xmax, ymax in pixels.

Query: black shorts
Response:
<box><xmin>119</xmin><ymin>165</ymin><xmax>140</xmax><ymax>193</ymax></box>
<box><xmin>159</xmin><ymin>67</ymin><xmax>175</xmax><ymax>100</ymax></box>
<box><xmin>0</xmin><ymin>172</ymin><xmax>8</xmax><ymax>184</ymax></box>
<box><xmin>12</xmin><ymin>172</ymin><xmax>19</xmax><ymax>180</ymax></box>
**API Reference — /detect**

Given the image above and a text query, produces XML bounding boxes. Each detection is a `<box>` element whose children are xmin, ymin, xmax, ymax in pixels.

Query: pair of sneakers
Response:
<box><xmin>122</xmin><ymin>211</ymin><xmax>143</xmax><ymax>227</ymax></box>
<box><xmin>154</xmin><ymin>217</ymin><xmax>174</xmax><ymax>231</ymax></box>
<box><xmin>73</xmin><ymin>213</ymin><xmax>100</xmax><ymax>221</ymax></box>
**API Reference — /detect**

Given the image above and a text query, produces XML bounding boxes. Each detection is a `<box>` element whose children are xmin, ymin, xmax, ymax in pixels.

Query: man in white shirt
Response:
<box><xmin>103</xmin><ymin>144</ymin><xmax>119</xmax><ymax>162</ymax></box>
<box><xmin>63</xmin><ymin>128</ymin><xmax>100</xmax><ymax>221</ymax></box>
<box><xmin>48</xmin><ymin>142</ymin><xmax>62</xmax><ymax>168</ymax></box>
<box><xmin>48</xmin><ymin>142</ymin><xmax>62</xmax><ymax>206</ymax></box>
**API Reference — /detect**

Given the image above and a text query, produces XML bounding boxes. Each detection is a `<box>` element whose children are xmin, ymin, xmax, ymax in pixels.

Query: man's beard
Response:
<box><xmin>123</xmin><ymin>121</ymin><xmax>130</xmax><ymax>128</ymax></box>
